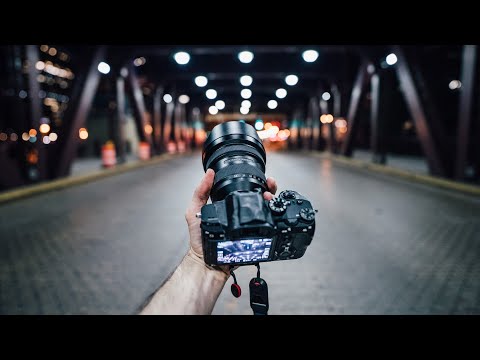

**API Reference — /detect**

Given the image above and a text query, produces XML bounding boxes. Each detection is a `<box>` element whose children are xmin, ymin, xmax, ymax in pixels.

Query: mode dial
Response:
<box><xmin>299</xmin><ymin>208</ymin><xmax>315</xmax><ymax>221</ymax></box>
<box><xmin>269</xmin><ymin>198</ymin><xmax>287</xmax><ymax>214</ymax></box>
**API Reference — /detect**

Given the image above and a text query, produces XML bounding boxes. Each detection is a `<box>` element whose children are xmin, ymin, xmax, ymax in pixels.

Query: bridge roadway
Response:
<box><xmin>1</xmin><ymin>151</ymin><xmax>479</xmax><ymax>314</ymax></box>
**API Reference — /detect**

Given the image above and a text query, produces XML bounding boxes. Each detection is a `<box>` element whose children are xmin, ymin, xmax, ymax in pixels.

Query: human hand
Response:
<box><xmin>185</xmin><ymin>169</ymin><xmax>278</xmax><ymax>261</ymax></box>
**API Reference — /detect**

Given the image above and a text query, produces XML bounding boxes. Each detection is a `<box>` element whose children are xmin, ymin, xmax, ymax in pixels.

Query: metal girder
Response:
<box><xmin>369</xmin><ymin>73</ymin><xmax>388</xmax><ymax>164</ymax></box>
<box><xmin>330</xmin><ymin>84</ymin><xmax>342</xmax><ymax>153</ymax></box>
<box><xmin>455</xmin><ymin>45</ymin><xmax>477</xmax><ymax>180</ymax></box>
<box><xmin>163</xmin><ymin>100</ymin><xmax>175</xmax><ymax>146</ymax></box>
<box><xmin>393</xmin><ymin>46</ymin><xmax>445</xmax><ymax>177</ymax></box>
<box><xmin>116</xmin><ymin>76</ymin><xmax>127</xmax><ymax>163</ymax></box>
<box><xmin>173</xmin><ymin>100</ymin><xmax>182</xmax><ymax>143</ymax></box>
<box><xmin>162</xmin><ymin>72</ymin><xmax>333</xmax><ymax>82</ymax></box>
<box><xmin>130</xmin><ymin>45</ymin><xmax>350</xmax><ymax>57</ymax></box>
<box><xmin>188</xmin><ymin>85</ymin><xmax>316</xmax><ymax>94</ymax></box>
<box><xmin>153</xmin><ymin>86</ymin><xmax>163</xmax><ymax>153</ymax></box>
<box><xmin>404</xmin><ymin>47</ymin><xmax>453</xmax><ymax>176</ymax></box>
<box><xmin>128</xmin><ymin>66</ymin><xmax>153</xmax><ymax>146</ymax></box>
<box><xmin>341</xmin><ymin>61</ymin><xmax>370</xmax><ymax>156</ymax></box>
<box><xmin>56</xmin><ymin>46</ymin><xmax>106</xmax><ymax>177</ymax></box>
<box><xmin>309</xmin><ymin>97</ymin><xmax>320</xmax><ymax>150</ymax></box>
<box><xmin>332</xmin><ymin>84</ymin><xmax>341</xmax><ymax>117</ymax></box>
<box><xmin>370</xmin><ymin>74</ymin><xmax>381</xmax><ymax>162</ymax></box>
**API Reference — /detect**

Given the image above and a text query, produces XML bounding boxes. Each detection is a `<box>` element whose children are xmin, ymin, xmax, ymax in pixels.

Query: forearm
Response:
<box><xmin>140</xmin><ymin>249</ymin><xmax>229</xmax><ymax>315</ymax></box>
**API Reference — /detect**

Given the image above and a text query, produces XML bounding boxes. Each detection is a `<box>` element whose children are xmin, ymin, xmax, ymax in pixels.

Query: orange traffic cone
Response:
<box><xmin>138</xmin><ymin>141</ymin><xmax>151</xmax><ymax>160</ymax></box>
<box><xmin>102</xmin><ymin>141</ymin><xmax>117</xmax><ymax>168</ymax></box>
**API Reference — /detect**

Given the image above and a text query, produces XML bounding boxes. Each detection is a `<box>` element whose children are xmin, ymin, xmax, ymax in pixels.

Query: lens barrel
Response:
<box><xmin>202</xmin><ymin>121</ymin><xmax>267</xmax><ymax>201</ymax></box>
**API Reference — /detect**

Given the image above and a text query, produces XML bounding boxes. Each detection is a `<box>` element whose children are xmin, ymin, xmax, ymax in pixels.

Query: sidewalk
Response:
<box><xmin>353</xmin><ymin>149</ymin><xmax>429</xmax><ymax>175</ymax></box>
<box><xmin>70</xmin><ymin>154</ymin><xmax>138</xmax><ymax>177</ymax></box>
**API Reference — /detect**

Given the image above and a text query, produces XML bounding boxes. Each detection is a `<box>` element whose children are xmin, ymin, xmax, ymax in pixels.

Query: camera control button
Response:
<box><xmin>286</xmin><ymin>218</ymin><xmax>298</xmax><ymax>226</ymax></box>
<box><xmin>300</xmin><ymin>208</ymin><xmax>315</xmax><ymax>221</ymax></box>
<box><xmin>297</xmin><ymin>199</ymin><xmax>303</xmax><ymax>205</ymax></box>
<box><xmin>269</xmin><ymin>198</ymin><xmax>287</xmax><ymax>214</ymax></box>
<box><xmin>279</xmin><ymin>190</ymin><xmax>296</xmax><ymax>200</ymax></box>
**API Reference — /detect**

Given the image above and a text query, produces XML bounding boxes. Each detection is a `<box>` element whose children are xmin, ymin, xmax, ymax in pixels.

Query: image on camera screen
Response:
<box><xmin>216</xmin><ymin>238</ymin><xmax>272</xmax><ymax>264</ymax></box>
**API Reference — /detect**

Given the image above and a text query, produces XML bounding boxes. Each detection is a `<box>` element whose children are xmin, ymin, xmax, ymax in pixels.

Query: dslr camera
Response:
<box><xmin>200</xmin><ymin>121</ymin><xmax>316</xmax><ymax>266</ymax></box>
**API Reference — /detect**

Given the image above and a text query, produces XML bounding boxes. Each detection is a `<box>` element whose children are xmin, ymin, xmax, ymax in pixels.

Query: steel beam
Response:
<box><xmin>330</xmin><ymin>84</ymin><xmax>342</xmax><ymax>153</ymax></box>
<box><xmin>132</xmin><ymin>45</ymin><xmax>349</xmax><ymax>57</ymax></box>
<box><xmin>153</xmin><ymin>86</ymin><xmax>163</xmax><ymax>153</ymax></box>
<box><xmin>310</xmin><ymin>97</ymin><xmax>320</xmax><ymax>150</ymax></box>
<box><xmin>128</xmin><ymin>66</ymin><xmax>152</xmax><ymax>146</ymax></box>
<box><xmin>163</xmin><ymin>100</ymin><xmax>175</xmax><ymax>147</ymax></box>
<box><xmin>190</xmin><ymin>107</ymin><xmax>200</xmax><ymax>149</ymax></box>
<box><xmin>455</xmin><ymin>45</ymin><xmax>477</xmax><ymax>180</ymax></box>
<box><xmin>405</xmin><ymin>47</ymin><xmax>453</xmax><ymax>175</ymax></box>
<box><xmin>393</xmin><ymin>46</ymin><xmax>445</xmax><ymax>177</ymax></box>
<box><xmin>56</xmin><ymin>46</ymin><xmax>106</xmax><ymax>177</ymax></box>
<box><xmin>369</xmin><ymin>73</ymin><xmax>388</xmax><ymax>164</ymax></box>
<box><xmin>341</xmin><ymin>61</ymin><xmax>369</xmax><ymax>156</ymax></box>
<box><xmin>296</xmin><ymin>107</ymin><xmax>305</xmax><ymax>150</ymax></box>
<box><xmin>116</xmin><ymin>76</ymin><xmax>127</xmax><ymax>163</ymax></box>
<box><xmin>173</xmin><ymin>100</ymin><xmax>182</xmax><ymax>144</ymax></box>
<box><xmin>370</xmin><ymin>73</ymin><xmax>380</xmax><ymax>162</ymax></box>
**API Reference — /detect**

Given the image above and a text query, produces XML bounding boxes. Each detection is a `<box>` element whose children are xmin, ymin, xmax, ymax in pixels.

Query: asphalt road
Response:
<box><xmin>1</xmin><ymin>151</ymin><xmax>479</xmax><ymax>314</ymax></box>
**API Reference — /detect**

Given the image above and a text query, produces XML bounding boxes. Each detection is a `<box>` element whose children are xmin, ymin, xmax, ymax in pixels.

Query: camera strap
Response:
<box><xmin>249</xmin><ymin>263</ymin><xmax>269</xmax><ymax>315</ymax></box>
<box><xmin>228</xmin><ymin>263</ymin><xmax>269</xmax><ymax>315</ymax></box>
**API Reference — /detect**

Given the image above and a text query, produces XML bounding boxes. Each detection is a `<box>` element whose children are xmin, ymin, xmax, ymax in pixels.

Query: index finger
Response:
<box><xmin>190</xmin><ymin>168</ymin><xmax>215</xmax><ymax>210</ymax></box>
<box><xmin>266</xmin><ymin>177</ymin><xmax>277</xmax><ymax>195</ymax></box>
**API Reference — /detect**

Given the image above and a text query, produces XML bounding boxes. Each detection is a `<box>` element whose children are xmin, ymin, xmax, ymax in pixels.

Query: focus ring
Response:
<box><xmin>205</xmin><ymin>144</ymin><xmax>265</xmax><ymax>170</ymax></box>
<box><xmin>214</xmin><ymin>163</ymin><xmax>266</xmax><ymax>184</ymax></box>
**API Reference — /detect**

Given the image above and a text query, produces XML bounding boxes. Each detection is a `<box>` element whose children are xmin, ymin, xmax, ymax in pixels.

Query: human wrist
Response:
<box><xmin>186</xmin><ymin>247</ymin><xmax>230</xmax><ymax>282</ymax></box>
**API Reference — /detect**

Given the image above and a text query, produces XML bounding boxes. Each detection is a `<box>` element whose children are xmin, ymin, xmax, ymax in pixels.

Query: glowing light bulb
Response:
<box><xmin>302</xmin><ymin>50</ymin><xmax>319</xmax><ymax>63</ymax></box>
<box><xmin>238</xmin><ymin>51</ymin><xmax>254</xmax><ymax>63</ymax></box>
<box><xmin>285</xmin><ymin>74</ymin><xmax>298</xmax><ymax>86</ymax></box>
<box><xmin>174</xmin><ymin>51</ymin><xmax>190</xmax><ymax>65</ymax></box>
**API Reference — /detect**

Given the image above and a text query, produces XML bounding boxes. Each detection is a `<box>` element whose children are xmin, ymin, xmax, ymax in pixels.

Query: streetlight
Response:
<box><xmin>97</xmin><ymin>62</ymin><xmax>110</xmax><ymax>74</ymax></box>
<box><xmin>267</xmin><ymin>100</ymin><xmax>278</xmax><ymax>109</ymax></box>
<box><xmin>302</xmin><ymin>50</ymin><xmax>319</xmax><ymax>63</ymax></box>
<box><xmin>275</xmin><ymin>88</ymin><xmax>287</xmax><ymax>99</ymax></box>
<box><xmin>241</xmin><ymin>89</ymin><xmax>252</xmax><ymax>99</ymax></box>
<box><xmin>174</xmin><ymin>51</ymin><xmax>190</xmax><ymax>65</ymax></box>
<box><xmin>285</xmin><ymin>74</ymin><xmax>299</xmax><ymax>86</ymax></box>
<box><xmin>240</xmin><ymin>75</ymin><xmax>253</xmax><ymax>86</ymax></box>
<box><xmin>238</xmin><ymin>51</ymin><xmax>254</xmax><ymax>63</ymax></box>
<box><xmin>195</xmin><ymin>76</ymin><xmax>208</xmax><ymax>87</ymax></box>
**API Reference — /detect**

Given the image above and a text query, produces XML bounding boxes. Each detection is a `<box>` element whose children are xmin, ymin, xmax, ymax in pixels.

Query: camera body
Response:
<box><xmin>201</xmin><ymin>189</ymin><xmax>316</xmax><ymax>266</ymax></box>
<box><xmin>200</xmin><ymin>120</ymin><xmax>316</xmax><ymax>267</ymax></box>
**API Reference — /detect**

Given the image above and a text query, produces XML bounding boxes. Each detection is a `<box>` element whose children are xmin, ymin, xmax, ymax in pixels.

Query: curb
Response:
<box><xmin>308</xmin><ymin>151</ymin><xmax>480</xmax><ymax>197</ymax></box>
<box><xmin>0</xmin><ymin>152</ymin><xmax>185</xmax><ymax>205</ymax></box>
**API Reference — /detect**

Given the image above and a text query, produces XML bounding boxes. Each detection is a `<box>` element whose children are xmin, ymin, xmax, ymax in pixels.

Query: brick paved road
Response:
<box><xmin>1</xmin><ymin>151</ymin><xmax>480</xmax><ymax>314</ymax></box>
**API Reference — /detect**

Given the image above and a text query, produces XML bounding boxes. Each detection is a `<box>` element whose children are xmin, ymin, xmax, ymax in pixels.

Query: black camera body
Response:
<box><xmin>200</xmin><ymin>120</ymin><xmax>316</xmax><ymax>267</ymax></box>
<box><xmin>201</xmin><ymin>189</ymin><xmax>316</xmax><ymax>266</ymax></box>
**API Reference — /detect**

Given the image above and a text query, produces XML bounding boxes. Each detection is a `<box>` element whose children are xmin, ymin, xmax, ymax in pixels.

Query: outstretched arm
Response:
<box><xmin>140</xmin><ymin>169</ymin><xmax>277</xmax><ymax>315</ymax></box>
